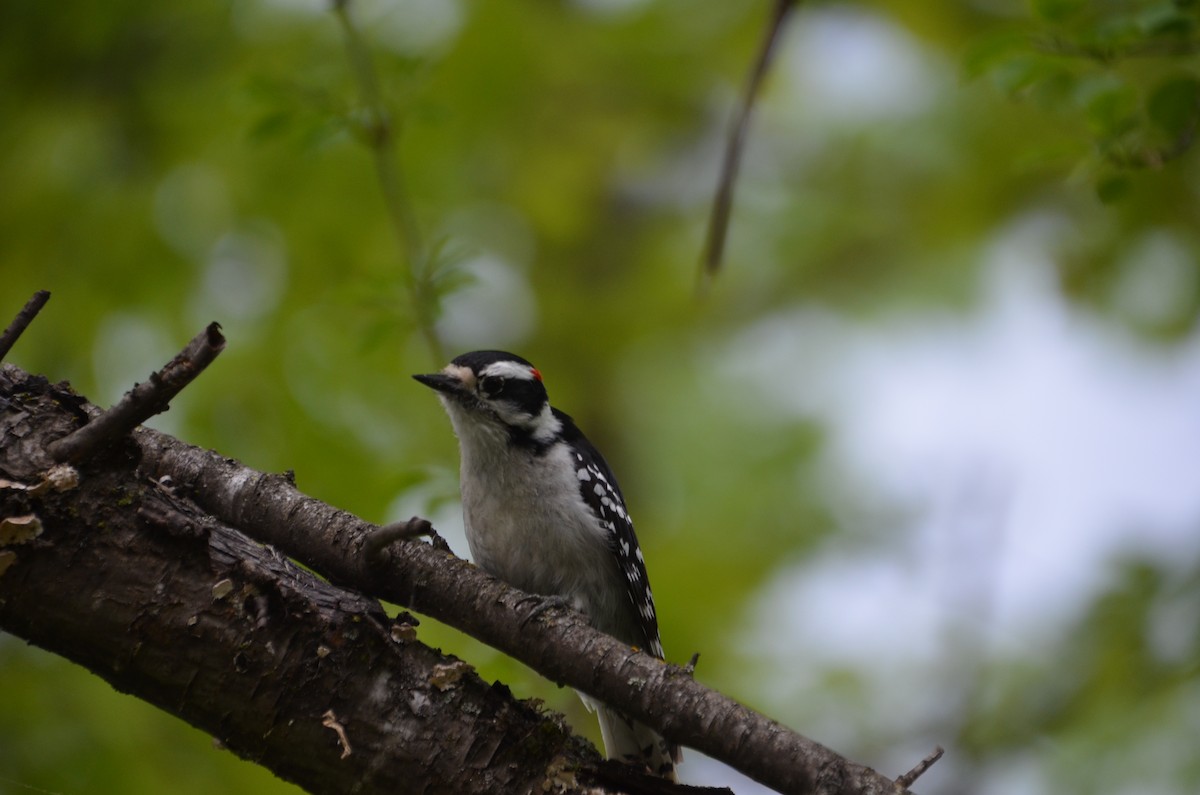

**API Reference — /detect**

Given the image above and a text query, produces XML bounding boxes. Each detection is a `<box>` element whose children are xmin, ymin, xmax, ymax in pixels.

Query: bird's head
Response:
<box><xmin>414</xmin><ymin>350</ymin><xmax>561</xmax><ymax>446</ymax></box>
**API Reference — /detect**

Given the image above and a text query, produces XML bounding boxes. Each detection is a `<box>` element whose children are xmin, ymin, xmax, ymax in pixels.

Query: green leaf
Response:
<box><xmin>1089</xmin><ymin>15</ymin><xmax>1146</xmax><ymax>50</ymax></box>
<box><xmin>1139</xmin><ymin>6</ymin><xmax>1196</xmax><ymax>36</ymax></box>
<box><xmin>248</xmin><ymin>110</ymin><xmax>293</xmax><ymax>142</ymax></box>
<box><xmin>1030</xmin><ymin>0</ymin><xmax>1086</xmax><ymax>23</ymax></box>
<box><xmin>1096</xmin><ymin>174</ymin><xmax>1132</xmax><ymax>203</ymax></box>
<box><xmin>1147</xmin><ymin>76</ymin><xmax>1200</xmax><ymax>136</ymax></box>
<box><xmin>1081</xmin><ymin>80</ymin><xmax>1139</xmax><ymax>137</ymax></box>
<box><xmin>988</xmin><ymin>53</ymin><xmax>1065</xmax><ymax>96</ymax></box>
<box><xmin>961</xmin><ymin>31</ymin><xmax>1030</xmax><ymax>81</ymax></box>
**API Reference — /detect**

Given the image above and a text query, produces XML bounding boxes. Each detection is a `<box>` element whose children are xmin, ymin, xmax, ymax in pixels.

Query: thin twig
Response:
<box><xmin>47</xmin><ymin>323</ymin><xmax>225</xmax><ymax>464</ymax></box>
<box><xmin>0</xmin><ymin>290</ymin><xmax>51</xmax><ymax>362</ymax></box>
<box><xmin>895</xmin><ymin>745</ymin><xmax>944</xmax><ymax>789</ymax></box>
<box><xmin>1105</xmin><ymin>106</ymin><xmax>1200</xmax><ymax>170</ymax></box>
<box><xmin>699</xmin><ymin>0</ymin><xmax>798</xmax><ymax>291</ymax></box>
<box><xmin>331</xmin><ymin>0</ymin><xmax>444</xmax><ymax>363</ymax></box>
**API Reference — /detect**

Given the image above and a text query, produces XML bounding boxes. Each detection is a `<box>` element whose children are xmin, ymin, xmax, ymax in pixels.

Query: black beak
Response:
<box><xmin>413</xmin><ymin>372</ymin><xmax>466</xmax><ymax>395</ymax></box>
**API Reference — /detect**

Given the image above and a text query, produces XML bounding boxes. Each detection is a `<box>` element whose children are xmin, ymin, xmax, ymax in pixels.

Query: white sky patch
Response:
<box><xmin>678</xmin><ymin>753</ymin><xmax>778</xmax><ymax>794</ymax></box>
<box><xmin>385</xmin><ymin>467</ymin><xmax>469</xmax><ymax>563</ymax></box>
<box><xmin>91</xmin><ymin>314</ymin><xmax>181</xmax><ymax>436</ymax></box>
<box><xmin>435</xmin><ymin>253</ymin><xmax>538</xmax><ymax>352</ymax></box>
<box><xmin>724</xmin><ymin>211</ymin><xmax>1200</xmax><ymax>668</ymax></box>
<box><xmin>153</xmin><ymin>163</ymin><xmax>231</xmax><ymax>262</ymax></box>
<box><xmin>91</xmin><ymin>314</ymin><xmax>174</xmax><ymax>405</ymax></box>
<box><xmin>1112</xmin><ymin>229</ymin><xmax>1198</xmax><ymax>327</ymax></box>
<box><xmin>351</xmin><ymin>0</ymin><xmax>464</xmax><ymax>56</ymax></box>
<box><xmin>774</xmin><ymin>8</ymin><xmax>942</xmax><ymax>126</ymax></box>
<box><xmin>570</xmin><ymin>0</ymin><xmax>651</xmax><ymax>16</ymax></box>
<box><xmin>191</xmin><ymin>222</ymin><xmax>288</xmax><ymax>325</ymax></box>
<box><xmin>234</xmin><ymin>0</ymin><xmax>462</xmax><ymax>54</ymax></box>
<box><xmin>253</xmin><ymin>0</ymin><xmax>325</xmax><ymax>14</ymax></box>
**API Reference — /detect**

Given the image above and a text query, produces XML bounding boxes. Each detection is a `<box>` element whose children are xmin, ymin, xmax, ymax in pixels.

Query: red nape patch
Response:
<box><xmin>530</xmin><ymin>367</ymin><xmax>542</xmax><ymax>381</ymax></box>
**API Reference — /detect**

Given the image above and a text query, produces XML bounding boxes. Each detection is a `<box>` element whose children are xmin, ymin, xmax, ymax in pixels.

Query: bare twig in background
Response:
<box><xmin>895</xmin><ymin>746</ymin><xmax>944</xmax><ymax>789</ymax></box>
<box><xmin>700</xmin><ymin>0</ymin><xmax>798</xmax><ymax>290</ymax></box>
<box><xmin>331</xmin><ymin>0</ymin><xmax>444</xmax><ymax>363</ymax></box>
<box><xmin>47</xmin><ymin>322</ymin><xmax>225</xmax><ymax>464</ymax></box>
<box><xmin>0</xmin><ymin>290</ymin><xmax>51</xmax><ymax>362</ymax></box>
<box><xmin>1106</xmin><ymin>108</ymin><xmax>1200</xmax><ymax>170</ymax></box>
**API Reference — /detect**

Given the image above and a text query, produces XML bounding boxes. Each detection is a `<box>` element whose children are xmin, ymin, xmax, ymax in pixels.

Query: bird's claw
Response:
<box><xmin>516</xmin><ymin>593</ymin><xmax>574</xmax><ymax>628</ymax></box>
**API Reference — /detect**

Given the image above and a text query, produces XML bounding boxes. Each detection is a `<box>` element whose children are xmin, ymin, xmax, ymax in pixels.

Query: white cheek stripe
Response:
<box><xmin>529</xmin><ymin>403</ymin><xmax>562</xmax><ymax>442</ymax></box>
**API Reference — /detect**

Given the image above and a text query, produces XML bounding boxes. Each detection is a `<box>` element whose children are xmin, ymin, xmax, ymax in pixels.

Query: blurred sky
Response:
<box><xmin>676</xmin><ymin>9</ymin><xmax>1200</xmax><ymax>792</ymax></box>
<box><xmin>735</xmin><ymin>210</ymin><xmax>1200</xmax><ymax>656</ymax></box>
<box><xmin>668</xmin><ymin>206</ymin><xmax>1200</xmax><ymax>795</ymax></box>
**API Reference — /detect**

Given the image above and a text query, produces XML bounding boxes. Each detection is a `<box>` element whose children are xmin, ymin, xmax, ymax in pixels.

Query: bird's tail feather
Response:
<box><xmin>581</xmin><ymin>691</ymin><xmax>680</xmax><ymax>781</ymax></box>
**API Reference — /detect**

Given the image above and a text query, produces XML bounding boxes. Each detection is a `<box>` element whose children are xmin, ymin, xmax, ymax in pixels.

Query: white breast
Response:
<box><xmin>446</xmin><ymin>404</ymin><xmax>634</xmax><ymax>641</ymax></box>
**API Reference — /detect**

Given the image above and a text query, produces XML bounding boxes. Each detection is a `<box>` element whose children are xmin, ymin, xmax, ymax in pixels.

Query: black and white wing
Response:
<box><xmin>554</xmin><ymin>408</ymin><xmax>665</xmax><ymax>659</ymax></box>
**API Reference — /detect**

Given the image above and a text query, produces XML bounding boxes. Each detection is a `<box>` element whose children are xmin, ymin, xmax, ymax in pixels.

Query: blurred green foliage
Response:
<box><xmin>1</xmin><ymin>1</ymin><xmax>1198</xmax><ymax>793</ymax></box>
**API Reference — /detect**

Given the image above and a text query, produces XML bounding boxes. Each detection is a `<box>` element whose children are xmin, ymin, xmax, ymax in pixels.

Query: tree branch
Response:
<box><xmin>0</xmin><ymin>290</ymin><xmax>51</xmax><ymax>362</ymax></box>
<box><xmin>700</xmin><ymin>0</ymin><xmax>798</xmax><ymax>289</ymax></box>
<box><xmin>136</xmin><ymin>411</ymin><xmax>909</xmax><ymax>795</ymax></box>
<box><xmin>2</xmin><ymin>316</ymin><xmax>920</xmax><ymax>794</ymax></box>
<box><xmin>331</xmin><ymin>0</ymin><xmax>444</xmax><ymax>364</ymax></box>
<box><xmin>46</xmin><ymin>322</ymin><xmax>225</xmax><ymax>464</ymax></box>
<box><xmin>895</xmin><ymin>746</ymin><xmax>943</xmax><ymax>790</ymax></box>
<box><xmin>0</xmin><ymin>363</ymin><xmax>721</xmax><ymax>795</ymax></box>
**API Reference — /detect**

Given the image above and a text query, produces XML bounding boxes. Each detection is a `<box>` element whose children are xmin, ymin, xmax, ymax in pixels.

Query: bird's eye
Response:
<box><xmin>478</xmin><ymin>375</ymin><xmax>503</xmax><ymax>397</ymax></box>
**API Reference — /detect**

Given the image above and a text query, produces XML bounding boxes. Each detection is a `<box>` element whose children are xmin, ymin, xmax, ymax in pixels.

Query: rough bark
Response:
<box><xmin>1</xmin><ymin>349</ymin><xmax>921</xmax><ymax>795</ymax></box>
<box><xmin>135</xmin><ymin>419</ymin><xmax>907</xmax><ymax>795</ymax></box>
<box><xmin>0</xmin><ymin>366</ymin><xmax>695</xmax><ymax>795</ymax></box>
